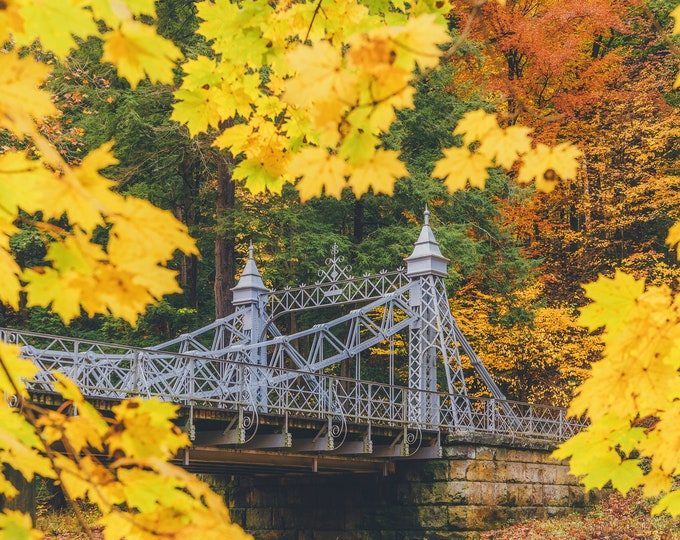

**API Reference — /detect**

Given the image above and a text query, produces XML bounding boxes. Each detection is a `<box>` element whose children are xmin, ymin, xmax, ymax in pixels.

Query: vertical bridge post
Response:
<box><xmin>231</xmin><ymin>242</ymin><xmax>270</xmax><ymax>408</ymax></box>
<box><xmin>405</xmin><ymin>208</ymin><xmax>467</xmax><ymax>427</ymax></box>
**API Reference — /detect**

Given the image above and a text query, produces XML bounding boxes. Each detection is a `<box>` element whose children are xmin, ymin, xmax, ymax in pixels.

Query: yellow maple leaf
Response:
<box><xmin>339</xmin><ymin>129</ymin><xmax>381</xmax><ymax>163</ymax></box>
<box><xmin>102</xmin><ymin>20</ymin><xmax>182</xmax><ymax>88</ymax></box>
<box><xmin>234</xmin><ymin>158</ymin><xmax>287</xmax><ymax>194</ymax></box>
<box><xmin>50</xmin><ymin>373</ymin><xmax>108</xmax><ymax>451</ymax></box>
<box><xmin>348</xmin><ymin>30</ymin><xmax>399</xmax><ymax>75</ymax></box>
<box><xmin>174</xmin><ymin>71</ymin><xmax>257</xmax><ymax>136</ymax></box>
<box><xmin>119</xmin><ymin>0</ymin><xmax>157</xmax><ymax>16</ymax></box>
<box><xmin>578</xmin><ymin>270</ymin><xmax>646</xmax><ymax>335</ymax></box>
<box><xmin>94</xmin><ymin>264</ymin><xmax>179</xmax><ymax>323</ymax></box>
<box><xmin>107</xmin><ymin>399</ymin><xmax>189</xmax><ymax>459</ymax></box>
<box><xmin>555</xmin><ymin>431</ymin><xmax>640</xmax><ymax>492</ymax></box>
<box><xmin>345</xmin><ymin>90</ymin><xmax>409</xmax><ymax>134</ymax></box>
<box><xmin>665</xmin><ymin>219</ymin><xmax>680</xmax><ymax>257</ymax></box>
<box><xmin>285</xmin><ymin>41</ymin><xmax>358</xmax><ymax>108</ymax></box>
<box><xmin>478</xmin><ymin>124</ymin><xmax>533</xmax><ymax>169</ymax></box>
<box><xmin>0</xmin><ymin>473</ymin><xmax>19</xmax><ymax>500</ymax></box>
<box><xmin>652</xmin><ymin>491</ymin><xmax>680</xmax><ymax>517</ymax></box>
<box><xmin>8</xmin><ymin>151</ymin><xmax>116</xmax><ymax>231</ymax></box>
<box><xmin>432</xmin><ymin>146</ymin><xmax>492</xmax><ymax>191</ymax></box>
<box><xmin>233</xmin><ymin>135</ymin><xmax>293</xmax><ymax>194</ymax></box>
<box><xmin>392</xmin><ymin>14</ymin><xmax>450</xmax><ymax>71</ymax></box>
<box><xmin>117</xmin><ymin>468</ymin><xmax>189</xmax><ymax>513</ymax></box>
<box><xmin>0</xmin><ymin>152</ymin><xmax>60</xmax><ymax>215</ymax></box>
<box><xmin>22</xmin><ymin>231</ymin><xmax>111</xmax><ymax>321</ymax></box>
<box><xmin>56</xmin><ymin>453</ymin><xmax>122</xmax><ymax>508</ymax></box>
<box><xmin>0</xmin><ymin>0</ymin><xmax>24</xmax><ymax>42</ymax></box>
<box><xmin>171</xmin><ymin>87</ymin><xmax>222</xmax><ymax>137</ymax></box>
<box><xmin>73</xmin><ymin>141</ymin><xmax>121</xmax><ymax>212</ymax></box>
<box><xmin>346</xmin><ymin>149</ymin><xmax>408</xmax><ymax>198</ymax></box>
<box><xmin>108</xmin><ymin>197</ymin><xmax>198</xmax><ymax>266</ymax></box>
<box><xmin>16</xmin><ymin>0</ymin><xmax>98</xmax><ymax>57</ymax></box>
<box><xmin>196</xmin><ymin>0</ymin><xmax>278</xmax><ymax>68</ymax></box>
<box><xmin>640</xmin><ymin>463</ymin><xmax>673</xmax><ymax>499</ymax></box>
<box><xmin>288</xmin><ymin>147</ymin><xmax>348</xmax><ymax>200</ymax></box>
<box><xmin>176</xmin><ymin>56</ymin><xmax>223</xmax><ymax>90</ymax></box>
<box><xmin>213</xmin><ymin>124</ymin><xmax>254</xmax><ymax>155</ymax></box>
<box><xmin>88</xmin><ymin>0</ymin><xmax>156</xmax><ymax>26</ymax></box>
<box><xmin>671</xmin><ymin>5</ymin><xmax>680</xmax><ymax>35</ymax></box>
<box><xmin>308</xmin><ymin>99</ymin><xmax>347</xmax><ymax>144</ymax></box>
<box><xmin>517</xmin><ymin>142</ymin><xmax>582</xmax><ymax>192</ymax></box>
<box><xmin>0</xmin><ymin>342</ymin><xmax>38</xmax><ymax>398</ymax></box>
<box><xmin>642</xmin><ymin>401</ymin><xmax>680</xmax><ymax>476</ymax></box>
<box><xmin>0</xmin><ymin>510</ymin><xmax>42</xmax><ymax>540</ymax></box>
<box><xmin>0</xmin><ymin>425</ymin><xmax>54</xmax><ymax>482</ymax></box>
<box><xmin>23</xmin><ymin>267</ymin><xmax>87</xmax><ymax>323</ymax></box>
<box><xmin>0</xmin><ymin>247</ymin><xmax>23</xmax><ymax>310</ymax></box>
<box><xmin>0</xmin><ymin>51</ymin><xmax>58</xmax><ymax>136</ymax></box>
<box><xmin>453</xmin><ymin>110</ymin><xmax>499</xmax><ymax>147</ymax></box>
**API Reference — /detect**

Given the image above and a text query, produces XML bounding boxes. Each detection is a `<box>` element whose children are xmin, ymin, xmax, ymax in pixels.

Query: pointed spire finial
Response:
<box><xmin>232</xmin><ymin>241</ymin><xmax>269</xmax><ymax>305</ymax></box>
<box><xmin>404</xmin><ymin>204</ymin><xmax>449</xmax><ymax>278</ymax></box>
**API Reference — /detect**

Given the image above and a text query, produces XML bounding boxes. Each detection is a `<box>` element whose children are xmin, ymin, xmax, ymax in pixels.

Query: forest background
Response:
<box><xmin>3</xmin><ymin>0</ymin><xmax>680</xmax><ymax>536</ymax></box>
<box><xmin>5</xmin><ymin>0</ymin><xmax>679</xmax><ymax>407</ymax></box>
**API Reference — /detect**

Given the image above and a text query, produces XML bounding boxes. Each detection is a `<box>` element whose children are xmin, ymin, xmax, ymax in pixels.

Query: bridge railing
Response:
<box><xmin>1</xmin><ymin>327</ymin><xmax>586</xmax><ymax>442</ymax></box>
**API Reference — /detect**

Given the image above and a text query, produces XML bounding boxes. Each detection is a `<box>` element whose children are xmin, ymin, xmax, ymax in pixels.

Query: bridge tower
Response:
<box><xmin>230</xmin><ymin>242</ymin><xmax>270</xmax><ymax>404</ymax></box>
<box><xmin>405</xmin><ymin>208</ymin><xmax>468</xmax><ymax>425</ymax></box>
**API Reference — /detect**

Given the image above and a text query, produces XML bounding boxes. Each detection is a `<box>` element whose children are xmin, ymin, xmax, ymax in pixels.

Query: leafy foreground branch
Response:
<box><xmin>0</xmin><ymin>344</ymin><xmax>251</xmax><ymax>540</ymax></box>
<box><xmin>482</xmin><ymin>491</ymin><xmax>680</xmax><ymax>540</ymax></box>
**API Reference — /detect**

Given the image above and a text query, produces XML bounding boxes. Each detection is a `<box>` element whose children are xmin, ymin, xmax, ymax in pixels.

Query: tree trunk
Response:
<box><xmin>0</xmin><ymin>466</ymin><xmax>36</xmax><ymax>524</ymax></box>
<box><xmin>177</xmin><ymin>155</ymin><xmax>202</xmax><ymax>310</ymax></box>
<box><xmin>353</xmin><ymin>197</ymin><xmax>364</xmax><ymax>243</ymax></box>
<box><xmin>214</xmin><ymin>154</ymin><xmax>236</xmax><ymax>319</ymax></box>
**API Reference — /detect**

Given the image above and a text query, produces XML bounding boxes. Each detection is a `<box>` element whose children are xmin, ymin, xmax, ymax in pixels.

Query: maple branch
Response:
<box><xmin>351</xmin><ymin>3</ymin><xmax>483</xmax><ymax>113</ymax></box>
<box><xmin>440</xmin><ymin>3</ymin><xmax>482</xmax><ymax>64</ymax></box>
<box><xmin>304</xmin><ymin>0</ymin><xmax>324</xmax><ymax>44</ymax></box>
<box><xmin>14</xmin><ymin>396</ymin><xmax>100</xmax><ymax>540</ymax></box>
<box><xmin>640</xmin><ymin>3</ymin><xmax>680</xmax><ymax>60</ymax></box>
<box><xmin>0</xmin><ymin>356</ymin><xmax>22</xmax><ymax>398</ymax></box>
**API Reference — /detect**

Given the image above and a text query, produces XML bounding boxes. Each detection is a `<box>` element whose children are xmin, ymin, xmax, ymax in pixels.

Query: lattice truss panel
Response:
<box><xmin>268</xmin><ymin>244</ymin><xmax>408</xmax><ymax>317</ymax></box>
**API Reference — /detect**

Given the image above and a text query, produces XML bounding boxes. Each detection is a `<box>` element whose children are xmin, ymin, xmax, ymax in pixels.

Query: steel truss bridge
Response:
<box><xmin>3</xmin><ymin>210</ymin><xmax>586</xmax><ymax>473</ymax></box>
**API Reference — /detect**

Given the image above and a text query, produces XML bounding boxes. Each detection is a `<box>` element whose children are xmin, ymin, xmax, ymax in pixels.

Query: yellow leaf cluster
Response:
<box><xmin>0</xmin><ymin>5</ymin><xmax>242</xmax><ymax>528</ymax></box>
<box><xmin>452</xmin><ymin>285</ymin><xmax>599</xmax><ymax>407</ymax></box>
<box><xmin>555</xmin><ymin>270</ymin><xmax>680</xmax><ymax>515</ymax></box>
<box><xmin>0</xmin><ymin>2</ymin><xmax>196</xmax><ymax>324</ymax></box>
<box><xmin>2</xmin><ymin>0</ymin><xmax>179</xmax><ymax>88</ymax></box>
<box><xmin>0</xmin><ymin>352</ymin><xmax>251</xmax><ymax>539</ymax></box>
<box><xmin>433</xmin><ymin>110</ymin><xmax>580</xmax><ymax>193</ymax></box>
<box><xmin>172</xmin><ymin>0</ymin><xmax>582</xmax><ymax>201</ymax></box>
<box><xmin>173</xmin><ymin>0</ymin><xmax>452</xmax><ymax>200</ymax></box>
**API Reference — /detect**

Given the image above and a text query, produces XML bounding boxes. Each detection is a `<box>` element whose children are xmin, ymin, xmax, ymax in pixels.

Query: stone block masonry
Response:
<box><xmin>208</xmin><ymin>433</ymin><xmax>593</xmax><ymax>539</ymax></box>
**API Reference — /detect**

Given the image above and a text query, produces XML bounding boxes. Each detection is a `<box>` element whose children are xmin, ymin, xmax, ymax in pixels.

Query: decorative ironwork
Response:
<box><xmin>1</xmin><ymin>210</ymin><xmax>586</xmax><ymax>456</ymax></box>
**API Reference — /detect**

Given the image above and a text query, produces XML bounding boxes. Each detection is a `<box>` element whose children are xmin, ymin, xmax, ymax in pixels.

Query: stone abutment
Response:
<box><xmin>207</xmin><ymin>433</ymin><xmax>592</xmax><ymax>539</ymax></box>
